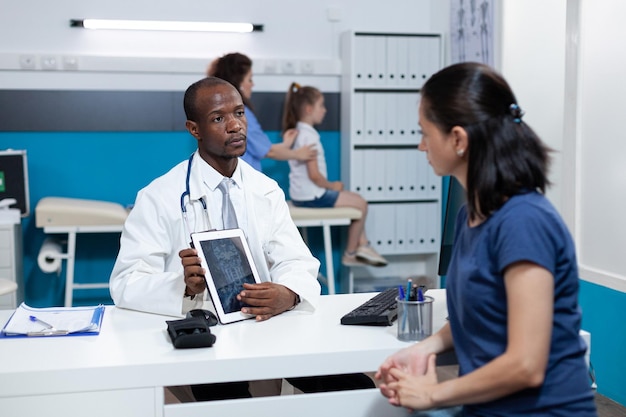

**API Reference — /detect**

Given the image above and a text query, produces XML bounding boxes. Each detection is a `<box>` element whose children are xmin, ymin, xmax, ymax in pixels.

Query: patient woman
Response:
<box><xmin>376</xmin><ymin>63</ymin><xmax>597</xmax><ymax>416</ymax></box>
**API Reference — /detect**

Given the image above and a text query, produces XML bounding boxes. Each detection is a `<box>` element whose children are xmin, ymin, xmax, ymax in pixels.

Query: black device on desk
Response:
<box><xmin>340</xmin><ymin>287</ymin><xmax>399</xmax><ymax>326</ymax></box>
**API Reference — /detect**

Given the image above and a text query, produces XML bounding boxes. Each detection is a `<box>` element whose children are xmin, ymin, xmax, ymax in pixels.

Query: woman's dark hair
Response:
<box><xmin>208</xmin><ymin>52</ymin><xmax>253</xmax><ymax>108</ymax></box>
<box><xmin>420</xmin><ymin>62</ymin><xmax>552</xmax><ymax>221</ymax></box>
<box><xmin>282</xmin><ymin>82</ymin><xmax>322</xmax><ymax>132</ymax></box>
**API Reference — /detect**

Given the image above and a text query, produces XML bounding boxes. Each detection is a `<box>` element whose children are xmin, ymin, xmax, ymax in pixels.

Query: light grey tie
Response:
<box><xmin>217</xmin><ymin>178</ymin><xmax>238</xmax><ymax>229</ymax></box>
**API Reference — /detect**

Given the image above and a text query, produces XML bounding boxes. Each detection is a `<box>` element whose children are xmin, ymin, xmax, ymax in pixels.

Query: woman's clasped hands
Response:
<box><xmin>376</xmin><ymin>344</ymin><xmax>440</xmax><ymax>412</ymax></box>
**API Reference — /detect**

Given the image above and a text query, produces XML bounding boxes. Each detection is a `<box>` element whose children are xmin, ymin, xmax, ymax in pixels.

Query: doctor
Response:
<box><xmin>110</xmin><ymin>77</ymin><xmax>374</xmax><ymax>400</ymax></box>
<box><xmin>109</xmin><ymin>76</ymin><xmax>321</xmax><ymax>319</ymax></box>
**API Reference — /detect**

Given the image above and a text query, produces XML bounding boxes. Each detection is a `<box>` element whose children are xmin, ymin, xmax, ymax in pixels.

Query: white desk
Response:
<box><xmin>0</xmin><ymin>290</ymin><xmax>448</xmax><ymax>417</ymax></box>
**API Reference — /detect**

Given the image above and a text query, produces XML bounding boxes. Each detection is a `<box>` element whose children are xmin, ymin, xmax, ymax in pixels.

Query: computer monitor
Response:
<box><xmin>438</xmin><ymin>176</ymin><xmax>466</xmax><ymax>276</ymax></box>
<box><xmin>0</xmin><ymin>150</ymin><xmax>29</xmax><ymax>217</ymax></box>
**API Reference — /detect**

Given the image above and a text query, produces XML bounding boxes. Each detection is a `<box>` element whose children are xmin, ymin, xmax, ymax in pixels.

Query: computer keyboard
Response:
<box><xmin>340</xmin><ymin>287</ymin><xmax>399</xmax><ymax>326</ymax></box>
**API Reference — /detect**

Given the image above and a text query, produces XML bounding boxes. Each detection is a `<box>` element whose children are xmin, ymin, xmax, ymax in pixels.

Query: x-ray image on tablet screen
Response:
<box><xmin>191</xmin><ymin>229</ymin><xmax>261</xmax><ymax>324</ymax></box>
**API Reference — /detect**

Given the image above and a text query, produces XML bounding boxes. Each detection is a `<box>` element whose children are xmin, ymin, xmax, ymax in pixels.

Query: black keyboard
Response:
<box><xmin>340</xmin><ymin>287</ymin><xmax>398</xmax><ymax>326</ymax></box>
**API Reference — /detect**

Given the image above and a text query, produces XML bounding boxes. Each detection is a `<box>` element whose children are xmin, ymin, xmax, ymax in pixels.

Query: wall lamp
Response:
<box><xmin>70</xmin><ymin>19</ymin><xmax>263</xmax><ymax>33</ymax></box>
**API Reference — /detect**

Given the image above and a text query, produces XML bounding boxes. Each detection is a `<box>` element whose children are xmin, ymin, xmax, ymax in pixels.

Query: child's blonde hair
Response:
<box><xmin>282</xmin><ymin>82</ymin><xmax>323</xmax><ymax>133</ymax></box>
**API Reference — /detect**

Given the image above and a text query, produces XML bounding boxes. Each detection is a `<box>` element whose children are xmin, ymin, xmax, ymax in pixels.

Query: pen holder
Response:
<box><xmin>396</xmin><ymin>296</ymin><xmax>434</xmax><ymax>342</ymax></box>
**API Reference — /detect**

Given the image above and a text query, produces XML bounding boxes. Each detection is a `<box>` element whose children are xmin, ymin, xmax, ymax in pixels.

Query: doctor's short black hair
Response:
<box><xmin>184</xmin><ymin>76</ymin><xmax>238</xmax><ymax>122</ymax></box>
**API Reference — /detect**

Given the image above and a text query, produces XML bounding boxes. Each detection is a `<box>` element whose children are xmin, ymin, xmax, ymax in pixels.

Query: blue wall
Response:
<box><xmin>0</xmin><ymin>130</ymin><xmax>342</xmax><ymax>307</ymax></box>
<box><xmin>579</xmin><ymin>280</ymin><xmax>626</xmax><ymax>405</ymax></box>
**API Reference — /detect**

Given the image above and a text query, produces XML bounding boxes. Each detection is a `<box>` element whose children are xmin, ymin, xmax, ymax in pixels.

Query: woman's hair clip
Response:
<box><xmin>509</xmin><ymin>103</ymin><xmax>524</xmax><ymax>124</ymax></box>
<box><xmin>291</xmin><ymin>83</ymin><xmax>301</xmax><ymax>93</ymax></box>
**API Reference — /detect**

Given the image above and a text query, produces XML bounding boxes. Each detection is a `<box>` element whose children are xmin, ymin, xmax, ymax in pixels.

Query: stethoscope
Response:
<box><xmin>180</xmin><ymin>153</ymin><xmax>210</xmax><ymax>240</ymax></box>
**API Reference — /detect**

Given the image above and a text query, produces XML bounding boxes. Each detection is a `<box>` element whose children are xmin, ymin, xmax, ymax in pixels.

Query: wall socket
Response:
<box><xmin>264</xmin><ymin>60</ymin><xmax>277</xmax><ymax>74</ymax></box>
<box><xmin>40</xmin><ymin>56</ymin><xmax>58</xmax><ymax>70</ymax></box>
<box><xmin>19</xmin><ymin>55</ymin><xmax>36</xmax><ymax>70</ymax></box>
<box><xmin>301</xmin><ymin>60</ymin><xmax>315</xmax><ymax>74</ymax></box>
<box><xmin>281</xmin><ymin>60</ymin><xmax>296</xmax><ymax>74</ymax></box>
<box><xmin>63</xmin><ymin>56</ymin><xmax>79</xmax><ymax>70</ymax></box>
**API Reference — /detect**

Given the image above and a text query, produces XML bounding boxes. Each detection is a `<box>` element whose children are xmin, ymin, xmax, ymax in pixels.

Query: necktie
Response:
<box><xmin>217</xmin><ymin>178</ymin><xmax>238</xmax><ymax>229</ymax></box>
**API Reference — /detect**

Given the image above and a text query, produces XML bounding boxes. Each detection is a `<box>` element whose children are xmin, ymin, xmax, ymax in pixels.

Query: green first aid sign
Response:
<box><xmin>0</xmin><ymin>171</ymin><xmax>5</xmax><ymax>192</ymax></box>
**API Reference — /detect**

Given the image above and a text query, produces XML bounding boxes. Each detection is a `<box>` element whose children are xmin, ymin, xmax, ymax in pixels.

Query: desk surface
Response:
<box><xmin>0</xmin><ymin>290</ymin><xmax>447</xmax><ymax>400</ymax></box>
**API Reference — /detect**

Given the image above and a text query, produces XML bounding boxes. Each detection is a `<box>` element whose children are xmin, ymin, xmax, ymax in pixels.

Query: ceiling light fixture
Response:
<box><xmin>70</xmin><ymin>19</ymin><xmax>263</xmax><ymax>33</ymax></box>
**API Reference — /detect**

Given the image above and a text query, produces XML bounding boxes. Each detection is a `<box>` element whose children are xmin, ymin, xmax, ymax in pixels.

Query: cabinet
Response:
<box><xmin>0</xmin><ymin>222</ymin><xmax>23</xmax><ymax>309</ymax></box>
<box><xmin>340</xmin><ymin>31</ymin><xmax>443</xmax><ymax>292</ymax></box>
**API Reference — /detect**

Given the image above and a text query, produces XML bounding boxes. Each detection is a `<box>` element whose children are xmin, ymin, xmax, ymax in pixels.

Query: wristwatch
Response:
<box><xmin>289</xmin><ymin>294</ymin><xmax>301</xmax><ymax>310</ymax></box>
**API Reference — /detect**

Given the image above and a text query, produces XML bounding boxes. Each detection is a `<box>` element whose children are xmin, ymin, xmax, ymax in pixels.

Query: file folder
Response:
<box><xmin>1</xmin><ymin>302</ymin><xmax>105</xmax><ymax>337</ymax></box>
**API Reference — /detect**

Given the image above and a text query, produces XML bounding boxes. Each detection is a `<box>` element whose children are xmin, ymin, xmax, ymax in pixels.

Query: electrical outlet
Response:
<box><xmin>301</xmin><ymin>60</ymin><xmax>314</xmax><ymax>74</ymax></box>
<box><xmin>327</xmin><ymin>7</ymin><xmax>342</xmax><ymax>22</ymax></box>
<box><xmin>264</xmin><ymin>60</ymin><xmax>277</xmax><ymax>74</ymax></box>
<box><xmin>40</xmin><ymin>55</ymin><xmax>58</xmax><ymax>70</ymax></box>
<box><xmin>63</xmin><ymin>56</ymin><xmax>79</xmax><ymax>70</ymax></box>
<box><xmin>19</xmin><ymin>55</ymin><xmax>36</xmax><ymax>70</ymax></box>
<box><xmin>281</xmin><ymin>60</ymin><xmax>296</xmax><ymax>74</ymax></box>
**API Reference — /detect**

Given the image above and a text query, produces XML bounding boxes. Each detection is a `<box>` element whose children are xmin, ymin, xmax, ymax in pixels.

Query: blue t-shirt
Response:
<box><xmin>446</xmin><ymin>192</ymin><xmax>596</xmax><ymax>416</ymax></box>
<box><xmin>241</xmin><ymin>106</ymin><xmax>272</xmax><ymax>172</ymax></box>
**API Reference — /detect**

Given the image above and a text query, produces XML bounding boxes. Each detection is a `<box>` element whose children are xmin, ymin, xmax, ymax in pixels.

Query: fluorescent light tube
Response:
<box><xmin>70</xmin><ymin>19</ymin><xmax>263</xmax><ymax>33</ymax></box>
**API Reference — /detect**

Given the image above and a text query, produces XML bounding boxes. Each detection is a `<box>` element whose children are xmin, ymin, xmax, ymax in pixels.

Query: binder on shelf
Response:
<box><xmin>353</xmin><ymin>92</ymin><xmax>365</xmax><ymax>142</ymax></box>
<box><xmin>420</xmin><ymin>36</ymin><xmax>442</xmax><ymax>83</ymax></box>
<box><xmin>364</xmin><ymin>93</ymin><xmax>377</xmax><ymax>144</ymax></box>
<box><xmin>386</xmin><ymin>36</ymin><xmax>400</xmax><ymax>87</ymax></box>
<box><xmin>373</xmin><ymin>36</ymin><xmax>387</xmax><ymax>86</ymax></box>
<box><xmin>393</xmin><ymin>149</ymin><xmax>408</xmax><ymax>199</ymax></box>
<box><xmin>375</xmin><ymin>93</ymin><xmax>387</xmax><ymax>142</ymax></box>
<box><xmin>350</xmin><ymin>150</ymin><xmax>366</xmax><ymax>195</ymax></box>
<box><xmin>354</xmin><ymin>35</ymin><xmax>369</xmax><ymax>85</ymax></box>
<box><xmin>362</xmin><ymin>36</ymin><xmax>377</xmax><ymax>86</ymax></box>
<box><xmin>394</xmin><ymin>203</ymin><xmax>410</xmax><ymax>253</ymax></box>
<box><xmin>1</xmin><ymin>302</ymin><xmax>105</xmax><ymax>338</ymax></box>
<box><xmin>396</xmin><ymin>37</ymin><xmax>410</xmax><ymax>87</ymax></box>
<box><xmin>383</xmin><ymin>150</ymin><xmax>396</xmax><ymax>199</ymax></box>
<box><xmin>404</xmin><ymin>203</ymin><xmax>419</xmax><ymax>252</ymax></box>
<box><xmin>408</xmin><ymin>36</ymin><xmax>429</xmax><ymax>87</ymax></box>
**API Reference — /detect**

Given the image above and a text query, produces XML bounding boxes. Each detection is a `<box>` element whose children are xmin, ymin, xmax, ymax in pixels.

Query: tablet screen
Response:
<box><xmin>191</xmin><ymin>229</ymin><xmax>262</xmax><ymax>324</ymax></box>
<box><xmin>198</xmin><ymin>236</ymin><xmax>255</xmax><ymax>313</ymax></box>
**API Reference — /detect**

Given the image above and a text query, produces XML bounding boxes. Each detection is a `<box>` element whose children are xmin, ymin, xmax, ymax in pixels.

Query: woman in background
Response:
<box><xmin>208</xmin><ymin>53</ymin><xmax>316</xmax><ymax>171</ymax></box>
<box><xmin>282</xmin><ymin>82</ymin><xmax>387</xmax><ymax>267</ymax></box>
<box><xmin>376</xmin><ymin>62</ymin><xmax>596</xmax><ymax>416</ymax></box>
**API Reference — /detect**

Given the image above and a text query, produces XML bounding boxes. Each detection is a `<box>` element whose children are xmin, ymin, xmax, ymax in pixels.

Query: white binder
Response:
<box><xmin>373</xmin><ymin>36</ymin><xmax>387</xmax><ymax>86</ymax></box>
<box><xmin>352</xmin><ymin>92</ymin><xmax>365</xmax><ymax>144</ymax></box>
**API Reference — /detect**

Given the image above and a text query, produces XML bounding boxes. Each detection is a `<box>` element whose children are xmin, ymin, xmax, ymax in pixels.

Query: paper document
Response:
<box><xmin>1</xmin><ymin>303</ymin><xmax>105</xmax><ymax>337</ymax></box>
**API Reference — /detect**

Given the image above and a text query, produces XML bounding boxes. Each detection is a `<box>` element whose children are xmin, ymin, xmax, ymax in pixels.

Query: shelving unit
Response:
<box><xmin>340</xmin><ymin>31</ymin><xmax>443</xmax><ymax>292</ymax></box>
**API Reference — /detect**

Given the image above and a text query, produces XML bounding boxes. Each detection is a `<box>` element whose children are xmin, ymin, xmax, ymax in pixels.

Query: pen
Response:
<box><xmin>405</xmin><ymin>279</ymin><xmax>412</xmax><ymax>302</ymax></box>
<box><xmin>398</xmin><ymin>285</ymin><xmax>405</xmax><ymax>301</ymax></box>
<box><xmin>29</xmin><ymin>315</ymin><xmax>54</xmax><ymax>330</ymax></box>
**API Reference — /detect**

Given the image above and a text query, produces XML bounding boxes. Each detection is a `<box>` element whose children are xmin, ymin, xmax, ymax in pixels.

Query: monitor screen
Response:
<box><xmin>438</xmin><ymin>176</ymin><xmax>466</xmax><ymax>276</ymax></box>
<box><xmin>0</xmin><ymin>150</ymin><xmax>29</xmax><ymax>217</ymax></box>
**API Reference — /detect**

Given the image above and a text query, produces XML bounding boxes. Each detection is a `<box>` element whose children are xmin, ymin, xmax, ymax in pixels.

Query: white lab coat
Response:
<box><xmin>110</xmin><ymin>152</ymin><xmax>321</xmax><ymax>317</ymax></box>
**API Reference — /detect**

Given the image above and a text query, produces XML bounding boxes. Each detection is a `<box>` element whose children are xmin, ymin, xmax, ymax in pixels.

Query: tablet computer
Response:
<box><xmin>190</xmin><ymin>229</ymin><xmax>262</xmax><ymax>325</ymax></box>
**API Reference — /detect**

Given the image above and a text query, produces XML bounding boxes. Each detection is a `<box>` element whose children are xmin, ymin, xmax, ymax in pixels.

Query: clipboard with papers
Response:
<box><xmin>0</xmin><ymin>302</ymin><xmax>105</xmax><ymax>337</ymax></box>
